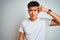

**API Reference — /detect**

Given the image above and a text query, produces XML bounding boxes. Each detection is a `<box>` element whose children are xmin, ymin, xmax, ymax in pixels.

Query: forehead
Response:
<box><xmin>28</xmin><ymin>6</ymin><xmax>38</xmax><ymax>10</ymax></box>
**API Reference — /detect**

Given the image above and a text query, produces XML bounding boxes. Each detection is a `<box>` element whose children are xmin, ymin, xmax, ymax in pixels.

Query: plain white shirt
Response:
<box><xmin>19</xmin><ymin>18</ymin><xmax>51</xmax><ymax>40</ymax></box>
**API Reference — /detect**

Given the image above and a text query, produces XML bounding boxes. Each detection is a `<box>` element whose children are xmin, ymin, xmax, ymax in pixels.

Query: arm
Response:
<box><xmin>19</xmin><ymin>32</ymin><xmax>25</xmax><ymax>40</ymax></box>
<box><xmin>39</xmin><ymin>6</ymin><xmax>60</xmax><ymax>26</ymax></box>
<box><xmin>50</xmin><ymin>19</ymin><xmax>60</xmax><ymax>26</ymax></box>
<box><xmin>45</xmin><ymin>9</ymin><xmax>60</xmax><ymax>26</ymax></box>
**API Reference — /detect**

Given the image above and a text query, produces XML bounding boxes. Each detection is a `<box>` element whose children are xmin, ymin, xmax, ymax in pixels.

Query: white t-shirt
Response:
<box><xmin>19</xmin><ymin>18</ymin><xmax>51</xmax><ymax>40</ymax></box>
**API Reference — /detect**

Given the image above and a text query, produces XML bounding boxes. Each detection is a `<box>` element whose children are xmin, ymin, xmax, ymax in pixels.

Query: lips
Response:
<box><xmin>29</xmin><ymin>14</ymin><xmax>35</xmax><ymax>17</ymax></box>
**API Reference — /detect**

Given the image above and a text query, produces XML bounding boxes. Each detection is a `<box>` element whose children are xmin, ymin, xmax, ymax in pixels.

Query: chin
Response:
<box><xmin>30</xmin><ymin>17</ymin><xmax>36</xmax><ymax>18</ymax></box>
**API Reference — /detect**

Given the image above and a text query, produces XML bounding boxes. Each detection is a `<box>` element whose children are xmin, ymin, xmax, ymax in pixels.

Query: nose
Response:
<box><xmin>32</xmin><ymin>11</ymin><xmax>35</xmax><ymax>15</ymax></box>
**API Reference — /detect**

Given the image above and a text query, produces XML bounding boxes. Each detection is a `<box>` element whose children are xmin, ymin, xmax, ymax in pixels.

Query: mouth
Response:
<box><xmin>29</xmin><ymin>14</ymin><xmax>34</xmax><ymax>17</ymax></box>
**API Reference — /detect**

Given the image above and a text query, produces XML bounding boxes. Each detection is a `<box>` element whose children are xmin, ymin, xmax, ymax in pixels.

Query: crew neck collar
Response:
<box><xmin>28</xmin><ymin>18</ymin><xmax>39</xmax><ymax>23</ymax></box>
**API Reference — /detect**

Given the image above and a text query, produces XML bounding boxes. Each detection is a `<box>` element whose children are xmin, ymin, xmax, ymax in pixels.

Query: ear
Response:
<box><xmin>38</xmin><ymin>10</ymin><xmax>40</xmax><ymax>13</ymax></box>
<box><xmin>38</xmin><ymin>9</ymin><xmax>41</xmax><ymax>13</ymax></box>
<box><xmin>38</xmin><ymin>6</ymin><xmax>42</xmax><ymax>13</ymax></box>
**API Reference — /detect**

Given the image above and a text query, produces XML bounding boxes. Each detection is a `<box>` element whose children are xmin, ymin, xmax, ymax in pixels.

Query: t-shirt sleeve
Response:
<box><xmin>19</xmin><ymin>22</ymin><xmax>24</xmax><ymax>33</ymax></box>
<box><xmin>46</xmin><ymin>18</ymin><xmax>52</xmax><ymax>26</ymax></box>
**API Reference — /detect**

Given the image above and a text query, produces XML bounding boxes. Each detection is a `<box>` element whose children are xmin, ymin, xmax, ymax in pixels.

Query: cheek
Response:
<box><xmin>28</xmin><ymin>12</ymin><xmax>31</xmax><ymax>15</ymax></box>
<box><xmin>28</xmin><ymin>12</ymin><xmax>32</xmax><ymax>16</ymax></box>
<box><xmin>35</xmin><ymin>11</ymin><xmax>39</xmax><ymax>15</ymax></box>
<box><xmin>28</xmin><ymin>11</ymin><xmax>31</xmax><ymax>13</ymax></box>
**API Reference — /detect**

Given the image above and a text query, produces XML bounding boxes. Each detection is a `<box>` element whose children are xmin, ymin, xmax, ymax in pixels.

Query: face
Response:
<box><xmin>28</xmin><ymin>6</ymin><xmax>39</xmax><ymax>18</ymax></box>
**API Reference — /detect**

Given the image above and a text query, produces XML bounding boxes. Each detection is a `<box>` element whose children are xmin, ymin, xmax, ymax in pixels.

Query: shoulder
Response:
<box><xmin>39</xmin><ymin>18</ymin><xmax>51</xmax><ymax>20</ymax></box>
<box><xmin>39</xmin><ymin>18</ymin><xmax>52</xmax><ymax>26</ymax></box>
<box><xmin>21</xmin><ymin>18</ymin><xmax>29</xmax><ymax>24</ymax></box>
<box><xmin>39</xmin><ymin>18</ymin><xmax>52</xmax><ymax>22</ymax></box>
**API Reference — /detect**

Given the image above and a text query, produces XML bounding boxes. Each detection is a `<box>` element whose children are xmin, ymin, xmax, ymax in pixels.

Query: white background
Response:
<box><xmin>1</xmin><ymin>0</ymin><xmax>60</xmax><ymax>40</ymax></box>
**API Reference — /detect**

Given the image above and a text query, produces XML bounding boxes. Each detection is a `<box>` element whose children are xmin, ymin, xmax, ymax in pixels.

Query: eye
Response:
<box><xmin>28</xmin><ymin>9</ymin><xmax>32</xmax><ymax>11</ymax></box>
<box><xmin>34</xmin><ymin>10</ymin><xmax>36</xmax><ymax>11</ymax></box>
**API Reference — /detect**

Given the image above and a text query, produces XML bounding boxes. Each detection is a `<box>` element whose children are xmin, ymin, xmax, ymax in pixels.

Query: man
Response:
<box><xmin>19</xmin><ymin>1</ymin><xmax>60</xmax><ymax>40</ymax></box>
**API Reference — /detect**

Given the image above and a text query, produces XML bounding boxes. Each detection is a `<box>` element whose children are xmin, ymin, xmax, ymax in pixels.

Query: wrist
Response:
<box><xmin>47</xmin><ymin>9</ymin><xmax>52</xmax><ymax>14</ymax></box>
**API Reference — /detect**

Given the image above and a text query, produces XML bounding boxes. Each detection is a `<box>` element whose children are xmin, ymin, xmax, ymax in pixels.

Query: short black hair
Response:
<box><xmin>27</xmin><ymin>1</ymin><xmax>40</xmax><ymax>8</ymax></box>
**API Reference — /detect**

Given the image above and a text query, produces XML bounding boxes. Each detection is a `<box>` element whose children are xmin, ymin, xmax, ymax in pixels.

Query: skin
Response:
<box><xmin>28</xmin><ymin>6</ymin><xmax>39</xmax><ymax>22</ymax></box>
<box><xmin>19</xmin><ymin>6</ymin><xmax>60</xmax><ymax>40</ymax></box>
<box><xmin>40</xmin><ymin>6</ymin><xmax>60</xmax><ymax>26</ymax></box>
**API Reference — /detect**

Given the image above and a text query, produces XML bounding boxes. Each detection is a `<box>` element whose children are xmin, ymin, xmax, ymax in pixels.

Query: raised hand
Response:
<box><xmin>38</xmin><ymin>5</ymin><xmax>48</xmax><ymax>13</ymax></box>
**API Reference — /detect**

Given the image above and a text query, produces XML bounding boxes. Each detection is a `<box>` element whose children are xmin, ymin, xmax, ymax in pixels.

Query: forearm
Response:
<box><xmin>47</xmin><ymin>10</ymin><xmax>60</xmax><ymax>24</ymax></box>
<box><xmin>20</xmin><ymin>37</ymin><xmax>24</xmax><ymax>40</ymax></box>
<box><xmin>39</xmin><ymin>6</ymin><xmax>60</xmax><ymax>24</ymax></box>
<box><xmin>19</xmin><ymin>32</ymin><xmax>24</xmax><ymax>40</ymax></box>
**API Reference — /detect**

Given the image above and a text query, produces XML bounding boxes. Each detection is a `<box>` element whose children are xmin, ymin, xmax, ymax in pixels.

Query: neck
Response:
<box><xmin>29</xmin><ymin>17</ymin><xmax>38</xmax><ymax>22</ymax></box>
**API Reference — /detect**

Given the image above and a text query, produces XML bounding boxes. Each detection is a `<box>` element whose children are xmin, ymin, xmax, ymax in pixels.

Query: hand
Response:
<box><xmin>38</xmin><ymin>5</ymin><xmax>48</xmax><ymax>13</ymax></box>
<box><xmin>38</xmin><ymin>6</ymin><xmax>42</xmax><ymax>12</ymax></box>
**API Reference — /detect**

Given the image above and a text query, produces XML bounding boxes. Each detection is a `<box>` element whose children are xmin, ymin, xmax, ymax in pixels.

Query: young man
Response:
<box><xmin>19</xmin><ymin>1</ymin><xmax>60</xmax><ymax>40</ymax></box>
